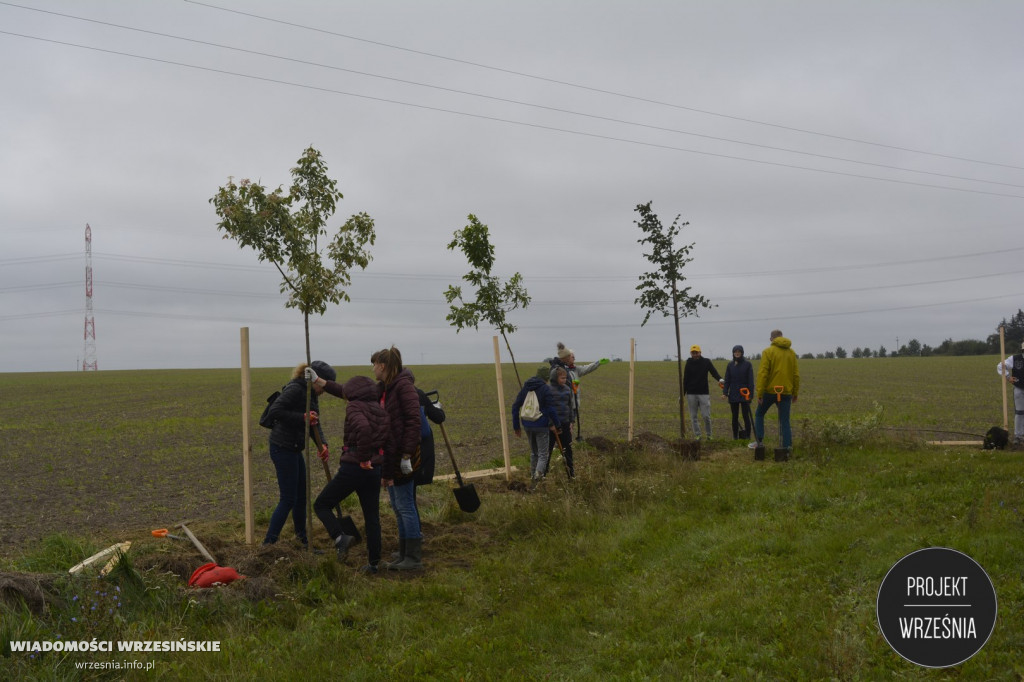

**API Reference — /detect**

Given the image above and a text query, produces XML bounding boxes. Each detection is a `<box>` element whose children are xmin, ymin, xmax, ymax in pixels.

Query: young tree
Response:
<box><xmin>444</xmin><ymin>214</ymin><xmax>531</xmax><ymax>387</ymax></box>
<box><xmin>210</xmin><ymin>147</ymin><xmax>376</xmax><ymax>363</ymax></box>
<box><xmin>210</xmin><ymin>146</ymin><xmax>375</xmax><ymax>536</ymax></box>
<box><xmin>633</xmin><ymin>201</ymin><xmax>714</xmax><ymax>440</ymax></box>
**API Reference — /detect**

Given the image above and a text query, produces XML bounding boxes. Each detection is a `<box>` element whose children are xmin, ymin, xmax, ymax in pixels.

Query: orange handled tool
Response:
<box><xmin>773</xmin><ymin>385</ymin><xmax>784</xmax><ymax>403</ymax></box>
<box><xmin>739</xmin><ymin>388</ymin><xmax>751</xmax><ymax>401</ymax></box>
<box><xmin>151</xmin><ymin>528</ymin><xmax>186</xmax><ymax>540</ymax></box>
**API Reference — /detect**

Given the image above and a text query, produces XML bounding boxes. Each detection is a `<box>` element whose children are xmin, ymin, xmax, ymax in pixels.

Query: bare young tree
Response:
<box><xmin>634</xmin><ymin>201</ymin><xmax>713</xmax><ymax>440</ymax></box>
<box><xmin>444</xmin><ymin>214</ymin><xmax>530</xmax><ymax>387</ymax></box>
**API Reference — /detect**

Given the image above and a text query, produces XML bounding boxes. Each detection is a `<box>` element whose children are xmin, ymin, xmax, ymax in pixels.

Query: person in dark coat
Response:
<box><xmin>414</xmin><ymin>388</ymin><xmax>446</xmax><ymax>491</ymax></box>
<box><xmin>373</xmin><ymin>347</ymin><xmax>425</xmax><ymax>571</ymax></box>
<box><xmin>263</xmin><ymin>360</ymin><xmax>334</xmax><ymax>546</ymax></box>
<box><xmin>722</xmin><ymin>345</ymin><xmax>755</xmax><ymax>440</ymax></box>
<box><xmin>512</xmin><ymin>365</ymin><xmax>560</xmax><ymax>481</ymax></box>
<box><xmin>307</xmin><ymin>372</ymin><xmax>389</xmax><ymax>571</ymax></box>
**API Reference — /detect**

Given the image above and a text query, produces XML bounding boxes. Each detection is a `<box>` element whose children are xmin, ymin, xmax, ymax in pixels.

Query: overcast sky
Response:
<box><xmin>2</xmin><ymin>0</ymin><xmax>1022</xmax><ymax>373</ymax></box>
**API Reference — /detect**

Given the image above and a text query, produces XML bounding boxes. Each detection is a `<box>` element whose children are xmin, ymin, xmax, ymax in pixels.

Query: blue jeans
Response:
<box><xmin>388</xmin><ymin>479</ymin><xmax>422</xmax><ymax>540</ymax></box>
<box><xmin>265</xmin><ymin>442</ymin><xmax>307</xmax><ymax>544</ymax></box>
<box><xmin>314</xmin><ymin>461</ymin><xmax>382</xmax><ymax>566</ymax></box>
<box><xmin>754</xmin><ymin>394</ymin><xmax>793</xmax><ymax>448</ymax></box>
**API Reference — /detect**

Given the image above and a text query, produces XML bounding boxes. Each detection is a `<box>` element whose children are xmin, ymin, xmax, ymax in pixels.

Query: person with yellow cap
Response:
<box><xmin>683</xmin><ymin>344</ymin><xmax>724</xmax><ymax>440</ymax></box>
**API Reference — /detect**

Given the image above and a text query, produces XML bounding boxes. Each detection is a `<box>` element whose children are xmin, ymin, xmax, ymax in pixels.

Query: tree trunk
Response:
<box><xmin>303</xmin><ymin>311</ymin><xmax>313</xmax><ymax>550</ymax></box>
<box><xmin>502</xmin><ymin>331</ymin><xmax>523</xmax><ymax>389</ymax></box>
<box><xmin>672</xmin><ymin>285</ymin><xmax>686</xmax><ymax>440</ymax></box>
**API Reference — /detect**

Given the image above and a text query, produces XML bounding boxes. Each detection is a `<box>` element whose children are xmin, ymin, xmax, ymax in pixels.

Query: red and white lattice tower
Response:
<box><xmin>82</xmin><ymin>223</ymin><xmax>98</xmax><ymax>371</ymax></box>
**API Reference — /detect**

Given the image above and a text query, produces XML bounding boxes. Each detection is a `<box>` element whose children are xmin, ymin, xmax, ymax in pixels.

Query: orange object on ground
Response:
<box><xmin>188</xmin><ymin>562</ymin><xmax>246</xmax><ymax>588</ymax></box>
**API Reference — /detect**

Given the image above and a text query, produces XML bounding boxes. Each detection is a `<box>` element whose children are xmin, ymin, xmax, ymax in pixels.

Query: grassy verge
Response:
<box><xmin>3</xmin><ymin>437</ymin><xmax>1022</xmax><ymax>680</ymax></box>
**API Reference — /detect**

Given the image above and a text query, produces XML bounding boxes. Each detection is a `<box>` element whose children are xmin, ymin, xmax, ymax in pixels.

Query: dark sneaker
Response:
<box><xmin>359</xmin><ymin>563</ymin><xmax>379</xmax><ymax>575</ymax></box>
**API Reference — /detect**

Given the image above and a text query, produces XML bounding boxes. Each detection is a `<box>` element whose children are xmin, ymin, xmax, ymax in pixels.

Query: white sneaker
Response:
<box><xmin>747</xmin><ymin>441</ymin><xmax>759</xmax><ymax>449</ymax></box>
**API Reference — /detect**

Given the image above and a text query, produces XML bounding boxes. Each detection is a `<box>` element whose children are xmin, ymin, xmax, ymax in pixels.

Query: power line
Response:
<box><xmin>4</xmin><ymin>290</ymin><xmax>1020</xmax><ymax>328</ymax></box>
<box><xmin>2</xmin><ymin>1</ymin><xmax>1019</xmax><ymax>190</ymax></box>
<box><xmin>183</xmin><ymin>0</ymin><xmax>1024</xmax><ymax>172</ymax></box>
<box><xmin>3</xmin><ymin>245</ymin><xmax>1023</xmax><ymax>282</ymax></box>
<box><xmin>3</xmin><ymin>29</ymin><xmax>1023</xmax><ymax>200</ymax></box>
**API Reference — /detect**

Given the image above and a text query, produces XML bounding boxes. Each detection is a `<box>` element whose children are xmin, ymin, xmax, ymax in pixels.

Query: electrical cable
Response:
<box><xmin>182</xmin><ymin>0</ymin><xmax>1024</xmax><ymax>172</ymax></box>
<box><xmin>0</xmin><ymin>2</ymin><xmax>1018</xmax><ymax>189</ymax></box>
<box><xmin>2</xmin><ymin>28</ymin><xmax>1022</xmax><ymax>200</ymax></box>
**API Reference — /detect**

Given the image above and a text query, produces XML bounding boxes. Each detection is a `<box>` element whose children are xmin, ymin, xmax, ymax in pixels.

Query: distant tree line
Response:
<box><xmin>794</xmin><ymin>309</ymin><xmax>1024</xmax><ymax>359</ymax></box>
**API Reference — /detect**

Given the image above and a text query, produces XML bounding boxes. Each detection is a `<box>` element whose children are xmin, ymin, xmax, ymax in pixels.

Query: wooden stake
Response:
<box><xmin>628</xmin><ymin>338</ymin><xmax>636</xmax><ymax>441</ymax></box>
<box><xmin>493</xmin><ymin>336</ymin><xmax>512</xmax><ymax>481</ymax></box>
<box><xmin>1000</xmin><ymin>325</ymin><xmax>1008</xmax><ymax>432</ymax></box>
<box><xmin>240</xmin><ymin>327</ymin><xmax>254</xmax><ymax>545</ymax></box>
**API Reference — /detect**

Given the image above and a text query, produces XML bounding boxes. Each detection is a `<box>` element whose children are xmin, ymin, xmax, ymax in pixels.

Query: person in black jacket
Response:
<box><xmin>683</xmin><ymin>345</ymin><xmax>723</xmax><ymax>440</ymax></box>
<box><xmin>414</xmin><ymin>388</ymin><xmax>446</xmax><ymax>491</ymax></box>
<box><xmin>722</xmin><ymin>345</ymin><xmax>755</xmax><ymax>440</ymax></box>
<box><xmin>263</xmin><ymin>360</ymin><xmax>334</xmax><ymax>546</ymax></box>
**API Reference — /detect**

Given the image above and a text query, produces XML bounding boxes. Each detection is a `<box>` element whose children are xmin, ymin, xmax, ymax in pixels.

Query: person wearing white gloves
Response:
<box><xmin>996</xmin><ymin>341</ymin><xmax>1024</xmax><ymax>446</ymax></box>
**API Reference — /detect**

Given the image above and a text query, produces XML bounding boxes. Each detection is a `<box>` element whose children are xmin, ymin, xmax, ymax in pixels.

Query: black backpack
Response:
<box><xmin>258</xmin><ymin>390</ymin><xmax>282</xmax><ymax>429</ymax></box>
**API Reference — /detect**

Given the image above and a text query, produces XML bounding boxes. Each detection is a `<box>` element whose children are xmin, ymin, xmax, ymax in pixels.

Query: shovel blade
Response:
<box><xmin>453</xmin><ymin>484</ymin><xmax>481</xmax><ymax>513</ymax></box>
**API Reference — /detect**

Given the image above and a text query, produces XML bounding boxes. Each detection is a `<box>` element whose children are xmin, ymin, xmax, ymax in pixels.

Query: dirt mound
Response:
<box><xmin>0</xmin><ymin>572</ymin><xmax>60</xmax><ymax>614</ymax></box>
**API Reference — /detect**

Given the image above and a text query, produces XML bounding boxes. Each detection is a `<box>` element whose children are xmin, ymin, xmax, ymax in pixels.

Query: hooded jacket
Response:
<box><xmin>337</xmin><ymin>376</ymin><xmax>389</xmax><ymax>466</ymax></box>
<box><xmin>512</xmin><ymin>376</ymin><xmax>560</xmax><ymax>431</ymax></box>
<box><xmin>723</xmin><ymin>356</ymin><xmax>755</xmax><ymax>403</ymax></box>
<box><xmin>379</xmin><ymin>368</ymin><xmax>422</xmax><ymax>482</ymax></box>
<box><xmin>756</xmin><ymin>336</ymin><xmax>800</xmax><ymax>398</ymax></box>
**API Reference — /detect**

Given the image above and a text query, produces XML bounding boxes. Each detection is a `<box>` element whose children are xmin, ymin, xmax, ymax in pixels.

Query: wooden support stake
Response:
<box><xmin>628</xmin><ymin>338</ymin><xmax>636</xmax><ymax>441</ymax></box>
<box><xmin>1000</xmin><ymin>325</ymin><xmax>1008</xmax><ymax>432</ymax></box>
<box><xmin>240</xmin><ymin>327</ymin><xmax>254</xmax><ymax>545</ymax></box>
<box><xmin>493</xmin><ymin>336</ymin><xmax>512</xmax><ymax>481</ymax></box>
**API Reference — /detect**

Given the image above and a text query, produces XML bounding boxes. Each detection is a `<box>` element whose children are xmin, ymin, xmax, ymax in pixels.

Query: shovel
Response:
<box><xmin>151</xmin><ymin>528</ymin><xmax>186</xmax><ymax>541</ymax></box>
<box><xmin>438</xmin><ymin>422</ymin><xmax>481</xmax><ymax>513</ymax></box>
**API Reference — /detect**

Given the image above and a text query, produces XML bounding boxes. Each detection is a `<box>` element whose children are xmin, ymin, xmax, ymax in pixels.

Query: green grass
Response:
<box><xmin>0</xmin><ymin>357</ymin><xmax>1020</xmax><ymax>679</ymax></box>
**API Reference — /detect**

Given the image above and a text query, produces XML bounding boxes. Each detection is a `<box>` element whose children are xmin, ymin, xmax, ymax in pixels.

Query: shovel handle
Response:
<box><xmin>438</xmin><ymin>422</ymin><xmax>465</xmax><ymax>486</ymax></box>
<box><xmin>774</xmin><ymin>385</ymin><xmax>784</xmax><ymax>402</ymax></box>
<box><xmin>178</xmin><ymin>523</ymin><xmax>216</xmax><ymax>565</ymax></box>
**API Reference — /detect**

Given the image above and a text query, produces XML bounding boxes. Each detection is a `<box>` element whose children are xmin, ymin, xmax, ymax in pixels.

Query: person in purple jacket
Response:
<box><xmin>306</xmin><ymin>371</ymin><xmax>389</xmax><ymax>572</ymax></box>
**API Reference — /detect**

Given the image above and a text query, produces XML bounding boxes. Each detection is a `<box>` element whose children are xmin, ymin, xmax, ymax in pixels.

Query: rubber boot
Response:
<box><xmin>334</xmin><ymin>534</ymin><xmax>354</xmax><ymax>563</ymax></box>
<box><xmin>388</xmin><ymin>538</ymin><xmax>406</xmax><ymax>564</ymax></box>
<box><xmin>388</xmin><ymin>538</ymin><xmax>423</xmax><ymax>571</ymax></box>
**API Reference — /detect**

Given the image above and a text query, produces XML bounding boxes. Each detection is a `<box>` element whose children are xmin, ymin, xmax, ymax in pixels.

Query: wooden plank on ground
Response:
<box><xmin>926</xmin><ymin>440</ymin><xmax>983</xmax><ymax>446</ymax></box>
<box><xmin>435</xmin><ymin>466</ymin><xmax>518</xmax><ymax>482</ymax></box>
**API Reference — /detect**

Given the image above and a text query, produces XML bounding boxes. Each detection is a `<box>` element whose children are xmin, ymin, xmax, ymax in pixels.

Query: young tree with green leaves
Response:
<box><xmin>444</xmin><ymin>214</ymin><xmax>531</xmax><ymax>387</ymax></box>
<box><xmin>634</xmin><ymin>201</ymin><xmax>713</xmax><ymax>440</ymax></box>
<box><xmin>210</xmin><ymin>146</ymin><xmax>375</xmax><ymax>538</ymax></box>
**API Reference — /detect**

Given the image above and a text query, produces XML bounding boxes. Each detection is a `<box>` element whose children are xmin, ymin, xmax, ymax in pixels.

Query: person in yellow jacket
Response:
<box><xmin>753</xmin><ymin>329</ymin><xmax>800</xmax><ymax>454</ymax></box>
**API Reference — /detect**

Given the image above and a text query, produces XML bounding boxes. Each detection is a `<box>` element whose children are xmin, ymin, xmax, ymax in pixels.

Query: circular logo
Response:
<box><xmin>877</xmin><ymin>547</ymin><xmax>997</xmax><ymax>668</ymax></box>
